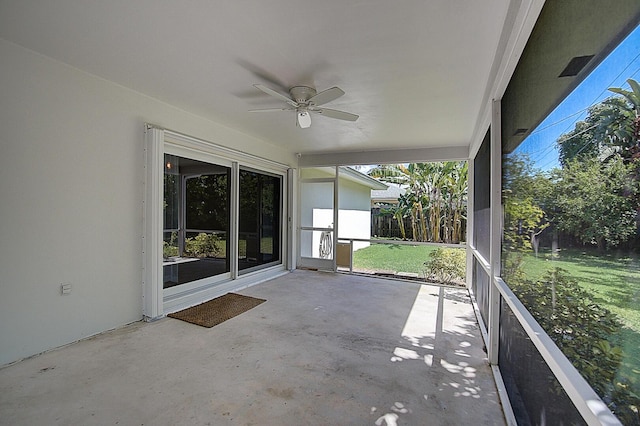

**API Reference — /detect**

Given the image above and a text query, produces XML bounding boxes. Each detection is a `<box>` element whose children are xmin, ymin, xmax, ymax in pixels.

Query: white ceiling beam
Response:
<box><xmin>469</xmin><ymin>0</ymin><xmax>546</xmax><ymax>158</ymax></box>
<box><xmin>297</xmin><ymin>146</ymin><xmax>469</xmax><ymax>167</ymax></box>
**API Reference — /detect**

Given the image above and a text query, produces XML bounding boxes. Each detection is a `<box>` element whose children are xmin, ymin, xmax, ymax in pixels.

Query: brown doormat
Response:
<box><xmin>168</xmin><ymin>293</ymin><xmax>266</xmax><ymax>328</ymax></box>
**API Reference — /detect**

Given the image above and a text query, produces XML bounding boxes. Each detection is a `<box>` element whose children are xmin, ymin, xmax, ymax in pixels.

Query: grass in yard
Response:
<box><xmin>352</xmin><ymin>244</ymin><xmax>441</xmax><ymax>275</ymax></box>
<box><xmin>519</xmin><ymin>248</ymin><xmax>640</xmax><ymax>333</ymax></box>
<box><xmin>517</xmin><ymin>248</ymin><xmax>640</xmax><ymax>390</ymax></box>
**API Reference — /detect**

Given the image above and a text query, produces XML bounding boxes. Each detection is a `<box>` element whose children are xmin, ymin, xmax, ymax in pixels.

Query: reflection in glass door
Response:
<box><xmin>163</xmin><ymin>154</ymin><xmax>231</xmax><ymax>288</ymax></box>
<box><xmin>238</xmin><ymin>169</ymin><xmax>282</xmax><ymax>274</ymax></box>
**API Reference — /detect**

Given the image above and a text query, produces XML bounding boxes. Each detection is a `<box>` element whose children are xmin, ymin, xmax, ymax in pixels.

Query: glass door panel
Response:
<box><xmin>238</xmin><ymin>169</ymin><xmax>282</xmax><ymax>273</ymax></box>
<box><xmin>163</xmin><ymin>154</ymin><xmax>231</xmax><ymax>288</ymax></box>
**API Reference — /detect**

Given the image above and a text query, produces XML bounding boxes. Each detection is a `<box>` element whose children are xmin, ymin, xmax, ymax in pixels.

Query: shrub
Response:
<box><xmin>510</xmin><ymin>268</ymin><xmax>622</xmax><ymax>393</ymax></box>
<box><xmin>184</xmin><ymin>232</ymin><xmax>221</xmax><ymax>258</ymax></box>
<box><xmin>424</xmin><ymin>248</ymin><xmax>466</xmax><ymax>285</ymax></box>
<box><xmin>163</xmin><ymin>231</ymin><xmax>179</xmax><ymax>258</ymax></box>
<box><xmin>508</xmin><ymin>266</ymin><xmax>639</xmax><ymax>424</ymax></box>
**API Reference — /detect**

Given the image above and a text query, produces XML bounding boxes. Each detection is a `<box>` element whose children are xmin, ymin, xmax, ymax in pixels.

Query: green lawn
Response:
<box><xmin>352</xmin><ymin>243</ymin><xmax>441</xmax><ymax>275</ymax></box>
<box><xmin>354</xmin><ymin>243</ymin><xmax>640</xmax><ymax>391</ymax></box>
<box><xmin>354</xmin><ymin>244</ymin><xmax>640</xmax><ymax>335</ymax></box>
<box><xmin>519</xmin><ymin>248</ymin><xmax>640</xmax><ymax>333</ymax></box>
<box><xmin>518</xmin><ymin>248</ymin><xmax>640</xmax><ymax>388</ymax></box>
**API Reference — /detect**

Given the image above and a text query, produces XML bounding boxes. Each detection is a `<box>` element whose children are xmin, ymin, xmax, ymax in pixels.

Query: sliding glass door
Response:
<box><xmin>163</xmin><ymin>155</ymin><xmax>231</xmax><ymax>288</ymax></box>
<box><xmin>162</xmin><ymin>154</ymin><xmax>285</xmax><ymax>291</ymax></box>
<box><xmin>238</xmin><ymin>169</ymin><xmax>282</xmax><ymax>274</ymax></box>
<box><xmin>144</xmin><ymin>126</ymin><xmax>288</xmax><ymax>319</ymax></box>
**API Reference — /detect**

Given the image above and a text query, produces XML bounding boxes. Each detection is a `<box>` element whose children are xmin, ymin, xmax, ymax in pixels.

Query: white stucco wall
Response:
<box><xmin>299</xmin><ymin>180</ymin><xmax>333</xmax><ymax>258</ymax></box>
<box><xmin>308</xmin><ymin>209</ymin><xmax>371</xmax><ymax>256</ymax></box>
<box><xmin>338</xmin><ymin>178</ymin><xmax>372</xmax><ymax>211</ymax></box>
<box><xmin>0</xmin><ymin>39</ymin><xmax>296</xmax><ymax>366</ymax></box>
<box><xmin>338</xmin><ymin>177</ymin><xmax>373</xmax><ymax>251</ymax></box>
<box><xmin>300</xmin><ymin>172</ymin><xmax>373</xmax><ymax>258</ymax></box>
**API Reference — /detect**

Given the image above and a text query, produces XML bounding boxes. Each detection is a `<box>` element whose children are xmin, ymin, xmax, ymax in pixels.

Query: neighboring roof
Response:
<box><xmin>340</xmin><ymin>167</ymin><xmax>388</xmax><ymax>190</ymax></box>
<box><xmin>301</xmin><ymin>166</ymin><xmax>388</xmax><ymax>190</ymax></box>
<box><xmin>371</xmin><ymin>183</ymin><xmax>406</xmax><ymax>201</ymax></box>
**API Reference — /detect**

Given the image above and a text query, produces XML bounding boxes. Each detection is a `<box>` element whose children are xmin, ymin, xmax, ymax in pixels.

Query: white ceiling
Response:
<box><xmin>0</xmin><ymin>0</ymin><xmax>519</xmax><ymax>157</ymax></box>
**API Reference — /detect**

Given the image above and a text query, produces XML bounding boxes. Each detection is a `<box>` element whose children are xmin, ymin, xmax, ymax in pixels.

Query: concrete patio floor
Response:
<box><xmin>0</xmin><ymin>270</ymin><xmax>505</xmax><ymax>425</ymax></box>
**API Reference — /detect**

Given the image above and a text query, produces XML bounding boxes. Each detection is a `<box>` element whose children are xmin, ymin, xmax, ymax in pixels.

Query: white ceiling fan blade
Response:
<box><xmin>253</xmin><ymin>84</ymin><xmax>298</xmax><ymax>107</ymax></box>
<box><xmin>249</xmin><ymin>107</ymin><xmax>294</xmax><ymax>113</ymax></box>
<box><xmin>313</xmin><ymin>107</ymin><xmax>359</xmax><ymax>121</ymax></box>
<box><xmin>308</xmin><ymin>87</ymin><xmax>345</xmax><ymax>106</ymax></box>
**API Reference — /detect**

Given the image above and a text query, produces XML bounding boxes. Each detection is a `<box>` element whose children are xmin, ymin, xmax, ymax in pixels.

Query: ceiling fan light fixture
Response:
<box><xmin>251</xmin><ymin>84</ymin><xmax>356</xmax><ymax>128</ymax></box>
<box><xmin>297</xmin><ymin>110</ymin><xmax>311</xmax><ymax>128</ymax></box>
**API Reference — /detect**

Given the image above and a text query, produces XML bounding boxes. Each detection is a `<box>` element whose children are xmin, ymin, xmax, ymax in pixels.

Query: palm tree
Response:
<box><xmin>609</xmin><ymin>78</ymin><xmax>640</xmax><ymax>113</ymax></box>
<box><xmin>369</xmin><ymin>164</ymin><xmax>428</xmax><ymax>241</ymax></box>
<box><xmin>380</xmin><ymin>201</ymin><xmax>409</xmax><ymax>239</ymax></box>
<box><xmin>608</xmin><ymin>78</ymin><xmax>640</xmax><ymax>156</ymax></box>
<box><xmin>449</xmin><ymin>162</ymin><xmax>468</xmax><ymax>243</ymax></box>
<box><xmin>369</xmin><ymin>162</ymin><xmax>468</xmax><ymax>243</ymax></box>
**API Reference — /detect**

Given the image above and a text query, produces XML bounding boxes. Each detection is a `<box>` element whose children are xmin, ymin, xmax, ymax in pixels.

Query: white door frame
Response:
<box><xmin>143</xmin><ymin>125</ymin><xmax>290</xmax><ymax>319</ymax></box>
<box><xmin>297</xmin><ymin>166</ymin><xmax>339</xmax><ymax>271</ymax></box>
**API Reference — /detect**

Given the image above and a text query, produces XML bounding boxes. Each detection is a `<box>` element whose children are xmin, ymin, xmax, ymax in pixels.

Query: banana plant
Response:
<box><xmin>608</xmin><ymin>78</ymin><xmax>640</xmax><ymax>148</ymax></box>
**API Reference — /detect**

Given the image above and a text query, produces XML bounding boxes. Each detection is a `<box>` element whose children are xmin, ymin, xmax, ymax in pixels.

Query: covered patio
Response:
<box><xmin>3</xmin><ymin>0</ymin><xmax>640</xmax><ymax>423</ymax></box>
<box><xmin>0</xmin><ymin>271</ymin><xmax>504</xmax><ymax>425</ymax></box>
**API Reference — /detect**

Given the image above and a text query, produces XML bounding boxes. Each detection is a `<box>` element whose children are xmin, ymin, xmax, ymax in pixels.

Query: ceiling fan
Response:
<box><xmin>249</xmin><ymin>84</ymin><xmax>359</xmax><ymax>128</ymax></box>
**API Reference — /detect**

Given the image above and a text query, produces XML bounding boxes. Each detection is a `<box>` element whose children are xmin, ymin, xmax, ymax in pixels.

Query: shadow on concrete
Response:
<box><xmin>0</xmin><ymin>270</ymin><xmax>504</xmax><ymax>425</ymax></box>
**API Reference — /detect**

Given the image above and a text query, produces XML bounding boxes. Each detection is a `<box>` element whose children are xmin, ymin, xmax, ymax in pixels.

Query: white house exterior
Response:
<box><xmin>299</xmin><ymin>167</ymin><xmax>387</xmax><ymax>260</ymax></box>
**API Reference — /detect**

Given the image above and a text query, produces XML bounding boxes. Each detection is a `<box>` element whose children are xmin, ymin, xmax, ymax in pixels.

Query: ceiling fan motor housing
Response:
<box><xmin>289</xmin><ymin>86</ymin><xmax>317</xmax><ymax>104</ymax></box>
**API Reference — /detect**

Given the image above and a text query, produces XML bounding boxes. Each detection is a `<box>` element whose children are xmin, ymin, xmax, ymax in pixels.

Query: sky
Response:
<box><xmin>512</xmin><ymin>24</ymin><xmax>640</xmax><ymax>170</ymax></box>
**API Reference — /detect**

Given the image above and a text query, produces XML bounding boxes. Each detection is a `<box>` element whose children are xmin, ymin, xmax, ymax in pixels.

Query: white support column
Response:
<box><xmin>488</xmin><ymin>99</ymin><xmax>502</xmax><ymax>364</ymax></box>
<box><xmin>295</xmin><ymin>168</ymin><xmax>302</xmax><ymax>268</ymax></box>
<box><xmin>230</xmin><ymin>162</ymin><xmax>240</xmax><ymax>279</ymax></box>
<box><xmin>143</xmin><ymin>126</ymin><xmax>164</xmax><ymax>320</ymax></box>
<box><xmin>179</xmin><ymin>175</ymin><xmax>186</xmax><ymax>256</ymax></box>
<box><xmin>287</xmin><ymin>168</ymin><xmax>296</xmax><ymax>271</ymax></box>
<box><xmin>466</xmin><ymin>158</ymin><xmax>475</xmax><ymax>290</ymax></box>
<box><xmin>333</xmin><ymin>166</ymin><xmax>339</xmax><ymax>271</ymax></box>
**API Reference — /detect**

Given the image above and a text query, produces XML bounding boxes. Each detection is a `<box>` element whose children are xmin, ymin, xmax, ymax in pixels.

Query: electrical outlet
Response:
<box><xmin>61</xmin><ymin>283</ymin><xmax>72</xmax><ymax>295</ymax></box>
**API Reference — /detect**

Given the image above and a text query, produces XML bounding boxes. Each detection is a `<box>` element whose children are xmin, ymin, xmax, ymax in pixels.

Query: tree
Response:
<box><xmin>502</xmin><ymin>154</ymin><xmax>551</xmax><ymax>256</ymax></box>
<box><xmin>558</xmin><ymin>79</ymin><xmax>640</xmax><ymax>166</ymax></box>
<box><xmin>558</xmin><ymin>97</ymin><xmax>632</xmax><ymax>165</ymax></box>
<box><xmin>446</xmin><ymin>162</ymin><xmax>468</xmax><ymax>243</ymax></box>
<box><xmin>436</xmin><ymin>161</ymin><xmax>468</xmax><ymax>243</ymax></box>
<box><xmin>503</xmin><ymin>154</ymin><xmax>552</xmax><ymax>205</ymax></box>
<box><xmin>503</xmin><ymin>197</ymin><xmax>548</xmax><ymax>253</ymax></box>
<box><xmin>551</xmin><ymin>155</ymin><xmax>638</xmax><ymax>250</ymax></box>
<box><xmin>369</xmin><ymin>163</ymin><xmax>430</xmax><ymax>241</ymax></box>
<box><xmin>186</xmin><ymin>173</ymin><xmax>229</xmax><ymax>231</ymax></box>
<box><xmin>368</xmin><ymin>162</ymin><xmax>467</xmax><ymax>243</ymax></box>
<box><xmin>608</xmin><ymin>78</ymin><xmax>640</xmax><ymax>150</ymax></box>
<box><xmin>379</xmin><ymin>201</ymin><xmax>409</xmax><ymax>239</ymax></box>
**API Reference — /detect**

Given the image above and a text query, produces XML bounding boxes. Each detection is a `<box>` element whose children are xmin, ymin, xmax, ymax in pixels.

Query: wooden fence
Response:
<box><xmin>371</xmin><ymin>207</ymin><xmax>413</xmax><ymax>239</ymax></box>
